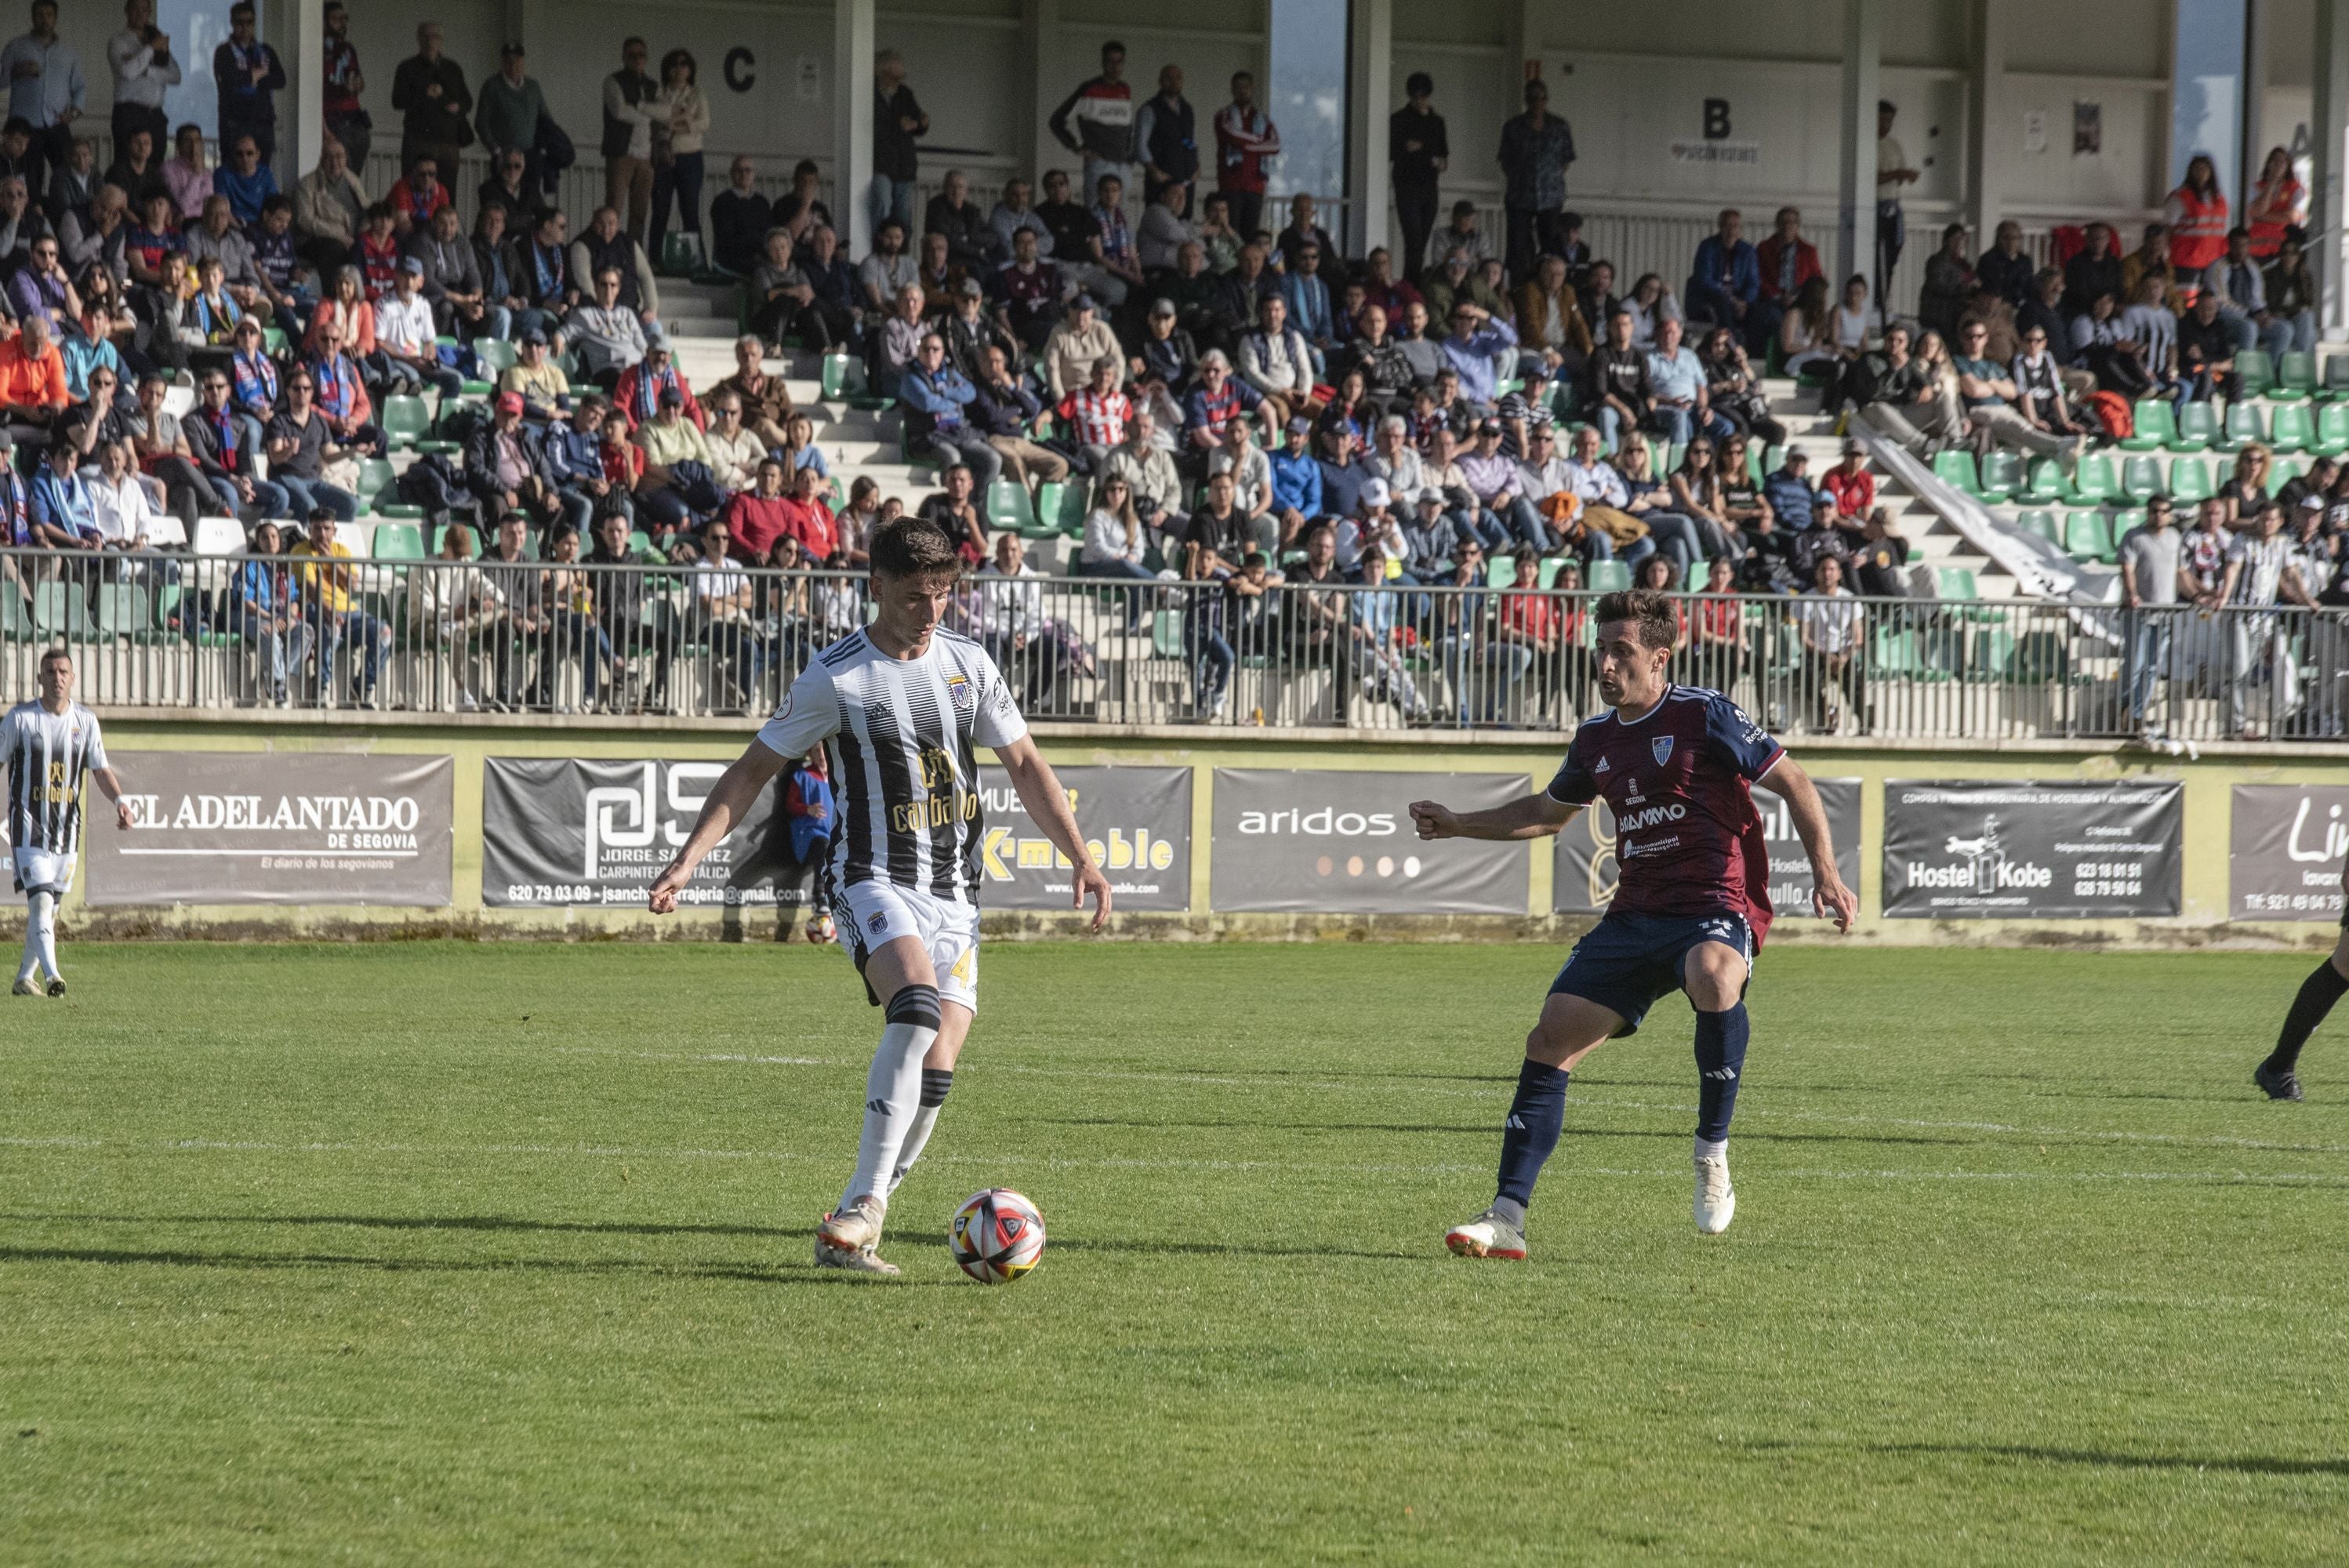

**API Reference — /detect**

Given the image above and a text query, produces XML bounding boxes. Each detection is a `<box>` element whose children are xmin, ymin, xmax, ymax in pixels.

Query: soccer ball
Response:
<box><xmin>949</xmin><ymin>1189</ymin><xmax>1046</xmax><ymax>1283</ymax></box>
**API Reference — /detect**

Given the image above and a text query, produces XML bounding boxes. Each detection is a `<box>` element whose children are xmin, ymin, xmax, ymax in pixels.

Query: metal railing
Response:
<box><xmin>2</xmin><ymin>550</ymin><xmax>2340</xmax><ymax>742</ymax></box>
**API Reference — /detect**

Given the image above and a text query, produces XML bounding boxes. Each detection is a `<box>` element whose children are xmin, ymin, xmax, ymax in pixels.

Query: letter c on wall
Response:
<box><xmin>724</xmin><ymin>47</ymin><xmax>756</xmax><ymax>93</ymax></box>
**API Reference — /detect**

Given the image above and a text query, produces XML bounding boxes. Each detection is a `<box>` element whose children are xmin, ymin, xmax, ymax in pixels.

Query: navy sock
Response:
<box><xmin>1494</xmin><ymin>1058</ymin><xmax>1572</xmax><ymax>1210</ymax></box>
<box><xmin>2268</xmin><ymin>961</ymin><xmax>2349</xmax><ymax>1073</ymax></box>
<box><xmin>1693</xmin><ymin>1004</ymin><xmax>1751</xmax><ymax>1144</ymax></box>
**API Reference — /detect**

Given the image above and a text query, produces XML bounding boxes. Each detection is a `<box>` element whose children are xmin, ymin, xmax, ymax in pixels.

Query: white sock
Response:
<box><xmin>839</xmin><ymin>986</ymin><xmax>942</xmax><ymax>1212</ymax></box>
<box><xmin>1695</xmin><ymin>1136</ymin><xmax>1728</xmax><ymax>1163</ymax></box>
<box><xmin>886</xmin><ymin>1070</ymin><xmax>954</xmax><ymax>1196</ymax></box>
<box><xmin>24</xmin><ymin>892</ymin><xmax>56</xmax><ymax>984</ymax></box>
<box><xmin>16</xmin><ymin>894</ymin><xmax>39</xmax><ymax>983</ymax></box>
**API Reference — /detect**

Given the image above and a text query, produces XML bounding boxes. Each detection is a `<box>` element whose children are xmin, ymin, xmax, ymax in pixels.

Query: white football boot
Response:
<box><xmin>1443</xmin><ymin>1206</ymin><xmax>1528</xmax><ymax>1260</ymax></box>
<box><xmin>11</xmin><ymin>977</ymin><xmax>38</xmax><ymax>997</ymax></box>
<box><xmin>814</xmin><ymin>1197</ymin><xmax>900</xmax><ymax>1276</ymax></box>
<box><xmin>1694</xmin><ymin>1155</ymin><xmax>1737</xmax><ymax>1234</ymax></box>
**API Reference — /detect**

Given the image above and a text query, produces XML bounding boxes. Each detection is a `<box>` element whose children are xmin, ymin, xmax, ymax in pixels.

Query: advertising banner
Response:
<box><xmin>1882</xmin><ymin>780</ymin><xmax>2182</xmax><ymax>919</ymax></box>
<box><xmin>1555</xmin><ymin>779</ymin><xmax>1863</xmax><ymax>917</ymax></box>
<box><xmin>1210</xmin><ymin>769</ymin><xmax>1530</xmax><ymax>914</ymax></box>
<box><xmin>975</xmin><ymin>765</ymin><xmax>1191</xmax><ymax>911</ymax></box>
<box><xmin>482</xmin><ymin>757</ymin><xmax>818</xmax><ymax>908</ymax></box>
<box><xmin>2229</xmin><ymin>785</ymin><xmax>2349</xmax><ymax>921</ymax></box>
<box><xmin>88</xmin><ymin>752</ymin><xmax>454</xmax><ymax>906</ymax></box>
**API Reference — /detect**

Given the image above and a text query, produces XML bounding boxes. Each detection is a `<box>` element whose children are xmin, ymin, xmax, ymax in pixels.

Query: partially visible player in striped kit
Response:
<box><xmin>650</xmin><ymin>517</ymin><xmax>1111</xmax><ymax>1276</ymax></box>
<box><xmin>7</xmin><ymin>650</ymin><xmax>133</xmax><ymax>997</ymax></box>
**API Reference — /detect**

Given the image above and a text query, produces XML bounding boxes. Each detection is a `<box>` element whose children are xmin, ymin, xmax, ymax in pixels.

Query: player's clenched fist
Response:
<box><xmin>1409</xmin><ymin>800</ymin><xmax>1458</xmax><ymax>840</ymax></box>
<box><xmin>648</xmin><ymin>861</ymin><xmax>688</xmax><ymax>914</ymax></box>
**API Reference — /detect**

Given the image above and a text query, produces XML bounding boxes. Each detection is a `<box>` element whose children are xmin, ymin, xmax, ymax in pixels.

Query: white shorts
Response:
<box><xmin>12</xmin><ymin>848</ymin><xmax>72</xmax><ymax>897</ymax></box>
<box><xmin>835</xmin><ymin>880</ymin><xmax>982</xmax><ymax>1014</ymax></box>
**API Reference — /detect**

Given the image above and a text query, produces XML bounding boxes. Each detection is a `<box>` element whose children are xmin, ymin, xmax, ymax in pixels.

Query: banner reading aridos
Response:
<box><xmin>89</xmin><ymin>752</ymin><xmax>453</xmax><ymax>906</ymax></box>
<box><xmin>482</xmin><ymin>757</ymin><xmax>817</xmax><ymax>908</ymax></box>
<box><xmin>975</xmin><ymin>765</ymin><xmax>1189</xmax><ymax>910</ymax></box>
<box><xmin>2230</xmin><ymin>784</ymin><xmax>2349</xmax><ymax>921</ymax></box>
<box><xmin>1211</xmin><ymin>769</ymin><xmax>1530</xmax><ymax>914</ymax></box>
<box><xmin>1555</xmin><ymin>778</ymin><xmax>1862</xmax><ymax>916</ymax></box>
<box><xmin>1882</xmin><ymin>779</ymin><xmax>2181</xmax><ymax>919</ymax></box>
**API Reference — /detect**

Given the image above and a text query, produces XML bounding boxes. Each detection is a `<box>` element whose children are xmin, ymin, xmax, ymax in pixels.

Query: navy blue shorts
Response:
<box><xmin>1550</xmin><ymin>911</ymin><xmax>1755</xmax><ymax>1037</ymax></box>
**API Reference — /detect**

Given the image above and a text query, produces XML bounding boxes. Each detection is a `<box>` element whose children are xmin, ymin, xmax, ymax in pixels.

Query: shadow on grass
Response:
<box><xmin>1037</xmin><ymin>1117</ymin><xmax>1968</xmax><ymax>1147</ymax></box>
<box><xmin>0</xmin><ymin>1242</ymin><xmax>962</xmax><ymax>1289</ymax></box>
<box><xmin>0</xmin><ymin>1211</ymin><xmax>802</xmax><ymax>1241</ymax></box>
<box><xmin>1871</xmin><ymin>1443</ymin><xmax>2349</xmax><ymax>1479</ymax></box>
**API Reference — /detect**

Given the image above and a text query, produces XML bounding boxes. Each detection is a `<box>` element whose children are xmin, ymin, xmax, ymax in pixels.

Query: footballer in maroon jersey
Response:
<box><xmin>1412</xmin><ymin>588</ymin><xmax>1856</xmax><ymax>1253</ymax></box>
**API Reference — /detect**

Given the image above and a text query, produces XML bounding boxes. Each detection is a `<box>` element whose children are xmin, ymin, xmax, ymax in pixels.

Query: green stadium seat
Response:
<box><xmin>2120</xmin><ymin>399</ymin><xmax>2177</xmax><ymax>451</ymax></box>
<box><xmin>1965</xmin><ymin>627</ymin><xmax>2017</xmax><ymax>682</ymax></box>
<box><xmin>2006</xmin><ymin>630</ymin><xmax>2071</xmax><ymax>684</ymax></box>
<box><xmin>628</xmin><ymin>529</ymin><xmax>655</xmax><ymax>557</ymax></box>
<box><xmin>1683</xmin><ymin>560</ymin><xmax>1710</xmax><ymax>592</ymax></box>
<box><xmin>1759</xmin><ymin>443</ymin><xmax>1784</xmax><ymax>485</ymax></box>
<box><xmin>1932</xmin><ymin>448</ymin><xmax>1983</xmax><ymax>496</ymax></box>
<box><xmin>474</xmin><ymin>337</ymin><xmax>518</xmax><ymax>376</ymax></box>
<box><xmin>1585</xmin><ymin>559</ymin><xmax>1632</xmax><ymax>593</ymax></box>
<box><xmin>1937</xmin><ymin>566</ymin><xmax>1980</xmax><ymax>601</ymax></box>
<box><xmin>1149</xmin><ymin>608</ymin><xmax>1186</xmax><ymax>658</ymax></box>
<box><xmin>2022</xmin><ymin>458</ymin><xmax>2070</xmax><ymax>503</ymax></box>
<box><xmin>2326</xmin><ymin>354</ymin><xmax>2349</xmax><ymax>399</ymax></box>
<box><xmin>2316</xmin><ymin>401</ymin><xmax>2349</xmax><ymax>455</ymax></box>
<box><xmin>2238</xmin><ymin>348</ymin><xmax>2276</xmax><ymax>397</ymax></box>
<box><xmin>1978</xmin><ymin>449</ymin><xmax>2023</xmax><ymax>502</ymax></box>
<box><xmin>31</xmin><ymin>581</ymin><xmax>89</xmax><ymax>637</ymax></box>
<box><xmin>819</xmin><ymin>352</ymin><xmax>862</xmax><ymax>401</ymax></box>
<box><xmin>2064</xmin><ymin>510</ymin><xmax>2118</xmax><ymax>564</ymax></box>
<box><xmin>2267</xmin><ymin>456</ymin><xmax>2304</xmax><ymax>497</ymax></box>
<box><xmin>982</xmin><ymin>481</ymin><xmax>1037</xmax><ymax>532</ymax></box>
<box><xmin>2121</xmin><ymin>454</ymin><xmax>2164</xmax><ymax>502</ymax></box>
<box><xmin>2015</xmin><ymin>509</ymin><xmax>2061</xmax><ymax>547</ymax></box>
<box><xmin>2071</xmin><ymin>451</ymin><xmax>2118</xmax><ymax>504</ymax></box>
<box><xmin>1485</xmin><ymin>556</ymin><xmax>1515</xmax><ymax>587</ymax></box>
<box><xmin>0</xmin><ymin>586</ymin><xmax>33</xmax><ymax>641</ymax></box>
<box><xmin>2278</xmin><ymin>350</ymin><xmax>2320</xmax><ymax>397</ymax></box>
<box><xmin>262</xmin><ymin>325</ymin><xmax>288</xmax><ymax>355</ymax></box>
<box><xmin>2220</xmin><ymin>400</ymin><xmax>2266</xmax><ymax>450</ymax></box>
<box><xmin>1537</xmin><ymin>557</ymin><xmax>1569</xmax><ymax>589</ymax></box>
<box><xmin>2175</xmin><ymin>401</ymin><xmax>2220</xmax><ymax>450</ymax></box>
<box><xmin>371</xmin><ymin>522</ymin><xmax>426</xmax><ymax>560</ymax></box>
<box><xmin>96</xmin><ymin>583</ymin><xmax>152</xmax><ymax>641</ymax></box>
<box><xmin>2270</xmin><ymin>401</ymin><xmax>2316</xmax><ymax>452</ymax></box>
<box><xmin>1035</xmin><ymin>478</ymin><xmax>1091</xmax><ymax>538</ymax></box>
<box><xmin>2169</xmin><ymin>456</ymin><xmax>2214</xmax><ymax>502</ymax></box>
<box><xmin>380</xmin><ymin>395</ymin><xmax>430</xmax><ymax>451</ymax></box>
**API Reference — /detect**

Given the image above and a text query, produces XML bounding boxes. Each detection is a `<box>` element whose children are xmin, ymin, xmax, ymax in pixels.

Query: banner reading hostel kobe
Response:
<box><xmin>2229</xmin><ymin>784</ymin><xmax>2349</xmax><ymax>921</ymax></box>
<box><xmin>481</xmin><ymin>757</ymin><xmax>817</xmax><ymax>908</ymax></box>
<box><xmin>975</xmin><ymin>765</ymin><xmax>1190</xmax><ymax>910</ymax></box>
<box><xmin>1882</xmin><ymin>779</ymin><xmax>2182</xmax><ymax>919</ymax></box>
<box><xmin>88</xmin><ymin>752</ymin><xmax>454</xmax><ymax>906</ymax></box>
<box><xmin>1554</xmin><ymin>779</ymin><xmax>1863</xmax><ymax>916</ymax></box>
<box><xmin>1211</xmin><ymin>769</ymin><xmax>1530</xmax><ymax>914</ymax></box>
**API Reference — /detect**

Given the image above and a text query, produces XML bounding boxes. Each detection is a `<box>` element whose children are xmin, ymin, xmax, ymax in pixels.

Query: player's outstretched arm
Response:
<box><xmin>1755</xmin><ymin>757</ymin><xmax>1858</xmax><ymax>932</ymax></box>
<box><xmin>994</xmin><ymin>735</ymin><xmax>1112</xmax><ymax>932</ymax></box>
<box><xmin>92</xmin><ymin>767</ymin><xmax>133</xmax><ymax>831</ymax></box>
<box><xmin>648</xmin><ymin>740</ymin><xmax>790</xmax><ymax>913</ymax></box>
<box><xmin>1410</xmin><ymin>792</ymin><xmax>1577</xmax><ymax>842</ymax></box>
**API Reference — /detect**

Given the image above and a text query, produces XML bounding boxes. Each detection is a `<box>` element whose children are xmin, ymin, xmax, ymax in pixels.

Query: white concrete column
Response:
<box><xmin>1835</xmin><ymin>0</ymin><xmax>1885</xmax><ymax>292</ymax></box>
<box><xmin>279</xmin><ymin>0</ymin><xmax>326</xmax><ymax>180</ymax></box>
<box><xmin>1020</xmin><ymin>0</ymin><xmax>1050</xmax><ymax>179</ymax></box>
<box><xmin>835</xmin><ymin>0</ymin><xmax>877</xmax><ymax>258</ymax></box>
<box><xmin>1966</xmin><ymin>0</ymin><xmax>2006</xmax><ymax>246</ymax></box>
<box><xmin>1346</xmin><ymin>0</ymin><xmax>1393</xmax><ymax>258</ymax></box>
<box><xmin>2242</xmin><ymin>0</ymin><xmax>2271</xmax><ymax>203</ymax></box>
<box><xmin>2315</xmin><ymin>0</ymin><xmax>2349</xmax><ymax>336</ymax></box>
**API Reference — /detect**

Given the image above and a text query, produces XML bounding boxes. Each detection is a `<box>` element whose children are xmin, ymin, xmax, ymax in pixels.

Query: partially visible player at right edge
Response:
<box><xmin>2252</xmin><ymin>908</ymin><xmax>2349</xmax><ymax>1101</ymax></box>
<box><xmin>1410</xmin><ymin>589</ymin><xmax>1856</xmax><ymax>1254</ymax></box>
<box><xmin>9</xmin><ymin>649</ymin><xmax>134</xmax><ymax>998</ymax></box>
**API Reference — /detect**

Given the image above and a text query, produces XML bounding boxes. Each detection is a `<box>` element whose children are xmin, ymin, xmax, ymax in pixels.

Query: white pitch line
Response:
<box><xmin>2</xmin><ymin>1134</ymin><xmax>2347</xmax><ymax>1187</ymax></box>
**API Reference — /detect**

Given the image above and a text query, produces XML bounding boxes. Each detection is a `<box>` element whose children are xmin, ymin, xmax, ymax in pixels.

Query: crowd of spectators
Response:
<box><xmin>0</xmin><ymin>7</ymin><xmax>2335</xmax><ymax>733</ymax></box>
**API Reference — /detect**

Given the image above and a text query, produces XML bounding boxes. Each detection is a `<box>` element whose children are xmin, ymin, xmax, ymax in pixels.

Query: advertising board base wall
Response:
<box><xmin>13</xmin><ymin>720</ymin><xmax>2349</xmax><ymax>953</ymax></box>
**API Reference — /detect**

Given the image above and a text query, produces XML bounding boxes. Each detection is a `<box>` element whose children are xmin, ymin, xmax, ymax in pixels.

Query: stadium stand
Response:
<box><xmin>0</xmin><ymin>4</ymin><xmax>2340</xmax><ymax>745</ymax></box>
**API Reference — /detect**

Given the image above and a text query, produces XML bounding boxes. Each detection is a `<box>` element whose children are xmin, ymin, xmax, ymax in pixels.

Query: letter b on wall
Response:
<box><xmin>1703</xmin><ymin>99</ymin><xmax>1731</xmax><ymax>140</ymax></box>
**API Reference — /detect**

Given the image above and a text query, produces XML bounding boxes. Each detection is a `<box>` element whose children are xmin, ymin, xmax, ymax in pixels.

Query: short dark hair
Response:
<box><xmin>1595</xmin><ymin>588</ymin><xmax>1678</xmax><ymax>653</ymax></box>
<box><xmin>869</xmin><ymin>517</ymin><xmax>960</xmax><ymax>579</ymax></box>
<box><xmin>1406</xmin><ymin>71</ymin><xmax>1434</xmax><ymax>96</ymax></box>
<box><xmin>38</xmin><ymin>646</ymin><xmax>70</xmax><ymax>671</ymax></box>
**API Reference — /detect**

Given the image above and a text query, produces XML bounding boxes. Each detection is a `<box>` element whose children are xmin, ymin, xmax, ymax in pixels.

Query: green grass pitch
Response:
<box><xmin>3</xmin><ymin>940</ymin><xmax>2347</xmax><ymax>1564</ymax></box>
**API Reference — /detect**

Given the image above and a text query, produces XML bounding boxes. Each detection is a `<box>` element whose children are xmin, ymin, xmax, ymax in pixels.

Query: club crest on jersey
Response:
<box><xmin>1651</xmin><ymin>736</ymin><xmax>1676</xmax><ymax>767</ymax></box>
<box><xmin>946</xmin><ymin>673</ymin><xmax>975</xmax><ymax>718</ymax></box>
<box><xmin>867</xmin><ymin>911</ymin><xmax>889</xmax><ymax>933</ymax></box>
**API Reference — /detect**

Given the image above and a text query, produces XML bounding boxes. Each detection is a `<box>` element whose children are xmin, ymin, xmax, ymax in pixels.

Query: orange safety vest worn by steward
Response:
<box><xmin>2169</xmin><ymin>187</ymin><xmax>2230</xmax><ymax>274</ymax></box>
